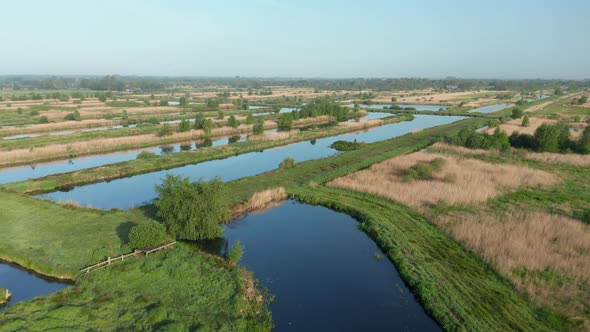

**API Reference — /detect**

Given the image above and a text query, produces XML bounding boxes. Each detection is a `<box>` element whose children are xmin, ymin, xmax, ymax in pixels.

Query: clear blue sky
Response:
<box><xmin>2</xmin><ymin>0</ymin><xmax>589</xmax><ymax>79</ymax></box>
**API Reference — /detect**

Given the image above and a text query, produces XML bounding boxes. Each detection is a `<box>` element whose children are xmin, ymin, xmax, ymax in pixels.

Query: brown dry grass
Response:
<box><xmin>328</xmin><ymin>151</ymin><xmax>557</xmax><ymax>208</ymax></box>
<box><xmin>524</xmin><ymin>151</ymin><xmax>590</xmax><ymax>166</ymax></box>
<box><xmin>0</xmin><ymin>125</ymin><xmax>254</xmax><ymax>166</ymax></box>
<box><xmin>433</xmin><ymin>209</ymin><xmax>590</xmax><ymax>326</ymax></box>
<box><xmin>247</xmin><ymin>187</ymin><xmax>287</xmax><ymax>211</ymax></box>
<box><xmin>0</xmin><ymin>119</ymin><xmax>118</xmax><ymax>136</ymax></box>
<box><xmin>485</xmin><ymin>117</ymin><xmax>557</xmax><ymax>136</ymax></box>
<box><xmin>436</xmin><ymin>211</ymin><xmax>590</xmax><ymax>280</ymax></box>
<box><xmin>248</xmin><ymin>130</ymin><xmax>298</xmax><ymax>141</ymax></box>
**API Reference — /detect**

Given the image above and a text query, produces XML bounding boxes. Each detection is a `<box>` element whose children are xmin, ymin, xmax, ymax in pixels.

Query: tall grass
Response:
<box><xmin>329</xmin><ymin>151</ymin><xmax>557</xmax><ymax>207</ymax></box>
<box><xmin>247</xmin><ymin>187</ymin><xmax>287</xmax><ymax>211</ymax></box>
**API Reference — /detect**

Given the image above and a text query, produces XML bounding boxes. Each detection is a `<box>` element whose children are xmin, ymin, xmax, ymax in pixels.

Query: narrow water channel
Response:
<box><xmin>216</xmin><ymin>200</ymin><xmax>440</xmax><ymax>331</ymax></box>
<box><xmin>0</xmin><ymin>113</ymin><xmax>387</xmax><ymax>184</ymax></box>
<box><xmin>37</xmin><ymin>115</ymin><xmax>466</xmax><ymax>209</ymax></box>
<box><xmin>0</xmin><ymin>262</ymin><xmax>69</xmax><ymax>312</ymax></box>
<box><xmin>0</xmin><ymin>134</ymin><xmax>247</xmax><ymax>184</ymax></box>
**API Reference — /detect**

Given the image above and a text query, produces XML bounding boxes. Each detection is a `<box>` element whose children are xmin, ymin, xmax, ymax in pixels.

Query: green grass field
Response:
<box><xmin>0</xmin><ymin>245</ymin><xmax>272</xmax><ymax>331</ymax></box>
<box><xmin>0</xmin><ymin>190</ymin><xmax>154</xmax><ymax>278</ymax></box>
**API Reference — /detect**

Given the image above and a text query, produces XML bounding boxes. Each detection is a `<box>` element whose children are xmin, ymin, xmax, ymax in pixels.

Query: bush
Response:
<box><xmin>39</xmin><ymin>116</ymin><xmax>49</xmax><ymax>124</ymax></box>
<box><xmin>245</xmin><ymin>113</ymin><xmax>255</xmax><ymax>125</ymax></box>
<box><xmin>226</xmin><ymin>240</ymin><xmax>244</xmax><ymax>264</ymax></box>
<box><xmin>253</xmin><ymin>119</ymin><xmax>264</xmax><ymax>135</ymax></box>
<box><xmin>511</xmin><ymin>107</ymin><xmax>523</xmax><ymax>119</ymax></box>
<box><xmin>158</xmin><ymin>125</ymin><xmax>173</xmax><ymax>136</ymax></box>
<box><xmin>277</xmin><ymin>113</ymin><xmax>293</xmax><ymax>131</ymax></box>
<box><xmin>522</xmin><ymin>115</ymin><xmax>530</xmax><ymax>127</ymax></box>
<box><xmin>128</xmin><ymin>221</ymin><xmax>168</xmax><ymax>249</ymax></box>
<box><xmin>227</xmin><ymin>115</ymin><xmax>240</xmax><ymax>128</ymax></box>
<box><xmin>279</xmin><ymin>157</ymin><xmax>296</xmax><ymax>169</ymax></box>
<box><xmin>155</xmin><ymin>175</ymin><xmax>228</xmax><ymax>240</ymax></box>
<box><xmin>179</xmin><ymin>119</ymin><xmax>191</xmax><ymax>132</ymax></box>
<box><xmin>404</xmin><ymin>158</ymin><xmax>446</xmax><ymax>181</ymax></box>
<box><xmin>137</xmin><ymin>151</ymin><xmax>157</xmax><ymax>159</ymax></box>
<box><xmin>64</xmin><ymin>110</ymin><xmax>81</xmax><ymax>121</ymax></box>
<box><xmin>330</xmin><ymin>140</ymin><xmax>365</xmax><ymax>151</ymax></box>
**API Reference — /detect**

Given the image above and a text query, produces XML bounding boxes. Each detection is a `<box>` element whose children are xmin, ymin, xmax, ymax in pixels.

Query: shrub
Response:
<box><xmin>145</xmin><ymin>117</ymin><xmax>160</xmax><ymax>125</ymax></box>
<box><xmin>39</xmin><ymin>116</ymin><xmax>49</xmax><ymax>124</ymax></box>
<box><xmin>128</xmin><ymin>221</ymin><xmax>168</xmax><ymax>249</ymax></box>
<box><xmin>277</xmin><ymin>113</ymin><xmax>293</xmax><ymax>131</ymax></box>
<box><xmin>64</xmin><ymin>110</ymin><xmax>81</xmax><ymax>121</ymax></box>
<box><xmin>404</xmin><ymin>158</ymin><xmax>446</xmax><ymax>181</ymax></box>
<box><xmin>137</xmin><ymin>151</ymin><xmax>157</xmax><ymax>159</ymax></box>
<box><xmin>179</xmin><ymin>119</ymin><xmax>191</xmax><ymax>132</ymax></box>
<box><xmin>253</xmin><ymin>119</ymin><xmax>264</xmax><ymax>135</ymax></box>
<box><xmin>245</xmin><ymin>113</ymin><xmax>255</xmax><ymax>124</ymax></box>
<box><xmin>154</xmin><ymin>175</ymin><xmax>228</xmax><ymax>240</ymax></box>
<box><xmin>227</xmin><ymin>115</ymin><xmax>240</xmax><ymax>128</ymax></box>
<box><xmin>279</xmin><ymin>157</ymin><xmax>296</xmax><ymax>169</ymax></box>
<box><xmin>522</xmin><ymin>115</ymin><xmax>530</xmax><ymax>127</ymax></box>
<box><xmin>158</xmin><ymin>125</ymin><xmax>173</xmax><ymax>136</ymax></box>
<box><xmin>511</xmin><ymin>107</ymin><xmax>523</xmax><ymax>119</ymax></box>
<box><xmin>226</xmin><ymin>240</ymin><xmax>244</xmax><ymax>264</ymax></box>
<box><xmin>330</xmin><ymin>140</ymin><xmax>365</xmax><ymax>151</ymax></box>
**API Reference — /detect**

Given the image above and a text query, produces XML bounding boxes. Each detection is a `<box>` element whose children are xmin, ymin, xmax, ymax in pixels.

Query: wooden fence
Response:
<box><xmin>80</xmin><ymin>242</ymin><xmax>176</xmax><ymax>274</ymax></box>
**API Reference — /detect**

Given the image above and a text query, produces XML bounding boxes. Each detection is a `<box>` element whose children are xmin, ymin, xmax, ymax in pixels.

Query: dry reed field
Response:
<box><xmin>248</xmin><ymin>130</ymin><xmax>298</xmax><ymax>142</ymax></box>
<box><xmin>0</xmin><ymin>125</ymin><xmax>256</xmax><ymax>166</ymax></box>
<box><xmin>434</xmin><ymin>209</ymin><xmax>590</xmax><ymax>326</ymax></box>
<box><xmin>0</xmin><ymin>119</ymin><xmax>118</xmax><ymax>136</ymax></box>
<box><xmin>485</xmin><ymin>117</ymin><xmax>557</xmax><ymax>136</ymax></box>
<box><xmin>524</xmin><ymin>151</ymin><xmax>590</xmax><ymax>166</ymax></box>
<box><xmin>247</xmin><ymin>187</ymin><xmax>287</xmax><ymax>211</ymax></box>
<box><xmin>328</xmin><ymin>151</ymin><xmax>557</xmax><ymax>208</ymax></box>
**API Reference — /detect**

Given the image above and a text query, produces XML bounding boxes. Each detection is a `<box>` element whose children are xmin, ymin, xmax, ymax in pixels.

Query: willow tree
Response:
<box><xmin>154</xmin><ymin>175</ymin><xmax>228</xmax><ymax>240</ymax></box>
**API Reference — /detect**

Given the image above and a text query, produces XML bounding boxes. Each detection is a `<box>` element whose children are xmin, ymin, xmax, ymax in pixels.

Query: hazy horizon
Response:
<box><xmin>2</xmin><ymin>0</ymin><xmax>589</xmax><ymax>79</ymax></box>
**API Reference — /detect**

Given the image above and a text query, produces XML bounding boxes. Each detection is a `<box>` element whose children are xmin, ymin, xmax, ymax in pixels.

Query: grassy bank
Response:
<box><xmin>288</xmin><ymin>186</ymin><xmax>567</xmax><ymax>331</ymax></box>
<box><xmin>0</xmin><ymin>190</ymin><xmax>153</xmax><ymax>278</ymax></box>
<box><xmin>3</xmin><ymin>115</ymin><xmax>414</xmax><ymax>194</ymax></box>
<box><xmin>222</xmin><ymin>117</ymin><xmax>486</xmax><ymax>205</ymax></box>
<box><xmin>0</xmin><ymin>245</ymin><xmax>272</xmax><ymax>331</ymax></box>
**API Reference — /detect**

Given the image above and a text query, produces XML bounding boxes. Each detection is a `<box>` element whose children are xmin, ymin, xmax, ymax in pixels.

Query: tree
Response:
<box><xmin>154</xmin><ymin>175</ymin><xmax>228</xmax><ymax>240</ymax></box>
<box><xmin>534</xmin><ymin>123</ymin><xmax>567</xmax><ymax>152</ymax></box>
<box><xmin>179</xmin><ymin>119</ymin><xmax>191</xmax><ymax>132</ymax></box>
<box><xmin>510</xmin><ymin>107</ymin><xmax>523</xmax><ymax>119</ymax></box>
<box><xmin>158</xmin><ymin>124</ymin><xmax>173</xmax><ymax>136</ymax></box>
<box><xmin>202</xmin><ymin>119</ymin><xmax>214</xmax><ymax>135</ymax></box>
<box><xmin>253</xmin><ymin>119</ymin><xmax>264</xmax><ymax>135</ymax></box>
<box><xmin>522</xmin><ymin>115</ymin><xmax>530</xmax><ymax>127</ymax></box>
<box><xmin>122</xmin><ymin>110</ymin><xmax>128</xmax><ymax>120</ymax></box>
<box><xmin>577</xmin><ymin>95</ymin><xmax>588</xmax><ymax>105</ymax></box>
<box><xmin>179</xmin><ymin>96</ymin><xmax>187</xmax><ymax>107</ymax></box>
<box><xmin>226</xmin><ymin>240</ymin><xmax>244</xmax><ymax>264</ymax></box>
<box><xmin>277</xmin><ymin>113</ymin><xmax>293</xmax><ymax>131</ymax></box>
<box><xmin>98</xmin><ymin>94</ymin><xmax>107</xmax><ymax>102</ymax></box>
<box><xmin>245</xmin><ymin>113</ymin><xmax>255</xmax><ymax>124</ymax></box>
<box><xmin>39</xmin><ymin>116</ymin><xmax>49</xmax><ymax>124</ymax></box>
<box><xmin>128</xmin><ymin>221</ymin><xmax>168</xmax><ymax>249</ymax></box>
<box><xmin>227</xmin><ymin>115</ymin><xmax>240</xmax><ymax>128</ymax></box>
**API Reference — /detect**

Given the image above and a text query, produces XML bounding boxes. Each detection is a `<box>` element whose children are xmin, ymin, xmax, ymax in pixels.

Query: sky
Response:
<box><xmin>1</xmin><ymin>0</ymin><xmax>589</xmax><ymax>79</ymax></box>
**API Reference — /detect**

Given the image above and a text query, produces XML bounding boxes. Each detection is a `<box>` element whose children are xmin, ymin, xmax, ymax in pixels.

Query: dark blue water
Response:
<box><xmin>220</xmin><ymin>201</ymin><xmax>440</xmax><ymax>331</ymax></box>
<box><xmin>468</xmin><ymin>103</ymin><xmax>513</xmax><ymax>113</ymax></box>
<box><xmin>346</xmin><ymin>104</ymin><xmax>448</xmax><ymax>111</ymax></box>
<box><xmin>0</xmin><ymin>135</ymin><xmax>247</xmax><ymax>184</ymax></box>
<box><xmin>0</xmin><ymin>262</ymin><xmax>69</xmax><ymax>312</ymax></box>
<box><xmin>37</xmin><ymin>115</ymin><xmax>465</xmax><ymax>209</ymax></box>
